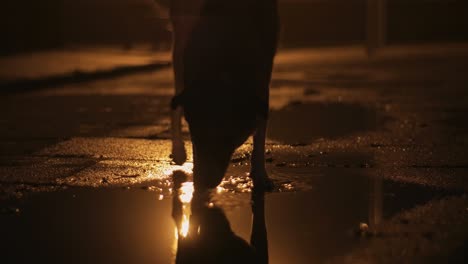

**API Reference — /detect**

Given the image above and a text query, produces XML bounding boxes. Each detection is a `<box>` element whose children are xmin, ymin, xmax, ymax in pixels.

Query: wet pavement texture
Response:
<box><xmin>1</xmin><ymin>44</ymin><xmax>468</xmax><ymax>263</ymax></box>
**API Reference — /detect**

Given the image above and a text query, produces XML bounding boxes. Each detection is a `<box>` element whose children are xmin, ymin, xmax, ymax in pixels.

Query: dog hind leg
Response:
<box><xmin>170</xmin><ymin>23</ymin><xmax>187</xmax><ymax>165</ymax></box>
<box><xmin>171</xmin><ymin>106</ymin><xmax>186</xmax><ymax>165</ymax></box>
<box><xmin>250</xmin><ymin>117</ymin><xmax>273</xmax><ymax>191</ymax></box>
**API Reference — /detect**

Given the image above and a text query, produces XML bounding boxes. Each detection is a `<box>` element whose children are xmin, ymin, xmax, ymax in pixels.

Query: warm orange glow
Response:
<box><xmin>216</xmin><ymin>186</ymin><xmax>226</xmax><ymax>194</ymax></box>
<box><xmin>174</xmin><ymin>227</ymin><xmax>179</xmax><ymax>240</ymax></box>
<box><xmin>180</xmin><ymin>214</ymin><xmax>190</xmax><ymax>238</ymax></box>
<box><xmin>179</xmin><ymin>182</ymin><xmax>194</xmax><ymax>203</ymax></box>
<box><xmin>171</xmin><ymin>226</ymin><xmax>179</xmax><ymax>261</ymax></box>
<box><xmin>164</xmin><ymin>162</ymin><xmax>194</xmax><ymax>177</ymax></box>
<box><xmin>175</xmin><ymin>181</ymin><xmax>195</xmax><ymax>238</ymax></box>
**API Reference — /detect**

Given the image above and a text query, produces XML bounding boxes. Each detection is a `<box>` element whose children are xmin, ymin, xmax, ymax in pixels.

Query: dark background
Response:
<box><xmin>1</xmin><ymin>0</ymin><xmax>468</xmax><ymax>54</ymax></box>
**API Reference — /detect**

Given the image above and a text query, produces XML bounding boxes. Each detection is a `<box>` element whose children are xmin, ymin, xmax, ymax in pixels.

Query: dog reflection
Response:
<box><xmin>172</xmin><ymin>171</ymin><xmax>268</xmax><ymax>264</ymax></box>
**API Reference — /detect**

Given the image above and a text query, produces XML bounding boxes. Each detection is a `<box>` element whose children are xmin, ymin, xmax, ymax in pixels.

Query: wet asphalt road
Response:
<box><xmin>1</xmin><ymin>45</ymin><xmax>468</xmax><ymax>263</ymax></box>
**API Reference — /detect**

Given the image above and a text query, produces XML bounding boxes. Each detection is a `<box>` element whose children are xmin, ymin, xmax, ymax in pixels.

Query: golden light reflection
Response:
<box><xmin>176</xmin><ymin>181</ymin><xmax>194</xmax><ymax>238</ymax></box>
<box><xmin>174</xmin><ymin>227</ymin><xmax>179</xmax><ymax>240</ymax></box>
<box><xmin>216</xmin><ymin>186</ymin><xmax>226</xmax><ymax>194</ymax></box>
<box><xmin>180</xmin><ymin>214</ymin><xmax>190</xmax><ymax>237</ymax></box>
<box><xmin>172</xmin><ymin>226</ymin><xmax>179</xmax><ymax>258</ymax></box>
<box><xmin>179</xmin><ymin>182</ymin><xmax>194</xmax><ymax>203</ymax></box>
<box><xmin>164</xmin><ymin>162</ymin><xmax>194</xmax><ymax>177</ymax></box>
<box><xmin>219</xmin><ymin>175</ymin><xmax>254</xmax><ymax>193</ymax></box>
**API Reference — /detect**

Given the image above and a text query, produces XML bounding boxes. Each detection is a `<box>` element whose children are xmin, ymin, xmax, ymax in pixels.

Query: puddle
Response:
<box><xmin>268</xmin><ymin>102</ymin><xmax>385</xmax><ymax>144</ymax></box>
<box><xmin>0</xmin><ymin>169</ymin><xmax>456</xmax><ymax>264</ymax></box>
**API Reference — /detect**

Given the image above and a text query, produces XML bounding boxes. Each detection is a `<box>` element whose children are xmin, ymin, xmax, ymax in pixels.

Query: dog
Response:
<box><xmin>169</xmin><ymin>0</ymin><xmax>279</xmax><ymax>190</ymax></box>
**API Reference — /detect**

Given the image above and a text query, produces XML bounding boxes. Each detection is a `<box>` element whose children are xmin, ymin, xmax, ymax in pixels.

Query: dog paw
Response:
<box><xmin>172</xmin><ymin>170</ymin><xmax>189</xmax><ymax>189</ymax></box>
<box><xmin>171</xmin><ymin>141</ymin><xmax>187</xmax><ymax>165</ymax></box>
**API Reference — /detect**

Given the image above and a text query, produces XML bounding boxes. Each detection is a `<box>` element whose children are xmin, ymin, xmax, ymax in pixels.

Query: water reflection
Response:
<box><xmin>171</xmin><ymin>171</ymin><xmax>268</xmax><ymax>264</ymax></box>
<box><xmin>0</xmin><ymin>169</ymin><xmax>452</xmax><ymax>263</ymax></box>
<box><xmin>368</xmin><ymin>173</ymin><xmax>383</xmax><ymax>231</ymax></box>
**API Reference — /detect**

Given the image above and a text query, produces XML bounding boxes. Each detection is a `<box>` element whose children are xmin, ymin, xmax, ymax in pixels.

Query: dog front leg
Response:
<box><xmin>171</xmin><ymin>106</ymin><xmax>186</xmax><ymax>165</ymax></box>
<box><xmin>250</xmin><ymin>117</ymin><xmax>273</xmax><ymax>190</ymax></box>
<box><xmin>171</xmin><ymin>26</ymin><xmax>187</xmax><ymax>165</ymax></box>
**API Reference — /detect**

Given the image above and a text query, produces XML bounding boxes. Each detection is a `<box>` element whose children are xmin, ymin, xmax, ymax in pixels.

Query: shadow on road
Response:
<box><xmin>0</xmin><ymin>62</ymin><xmax>170</xmax><ymax>94</ymax></box>
<box><xmin>268</xmin><ymin>101</ymin><xmax>389</xmax><ymax>144</ymax></box>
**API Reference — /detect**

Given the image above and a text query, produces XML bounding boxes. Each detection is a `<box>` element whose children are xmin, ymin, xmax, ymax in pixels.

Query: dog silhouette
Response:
<box><xmin>169</xmin><ymin>0</ymin><xmax>279</xmax><ymax>190</ymax></box>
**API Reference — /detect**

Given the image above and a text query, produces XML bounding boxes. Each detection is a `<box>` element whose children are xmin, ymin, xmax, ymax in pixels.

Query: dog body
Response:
<box><xmin>170</xmin><ymin>0</ymin><xmax>279</xmax><ymax>189</ymax></box>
